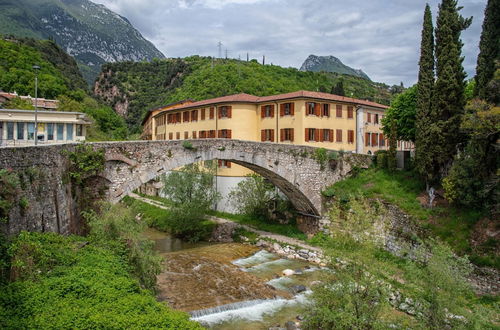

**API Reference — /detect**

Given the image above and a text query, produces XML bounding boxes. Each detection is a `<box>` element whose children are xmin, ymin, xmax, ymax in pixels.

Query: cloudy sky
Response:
<box><xmin>94</xmin><ymin>0</ymin><xmax>486</xmax><ymax>86</ymax></box>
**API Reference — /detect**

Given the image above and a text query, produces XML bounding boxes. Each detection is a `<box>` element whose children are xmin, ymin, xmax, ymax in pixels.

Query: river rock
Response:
<box><xmin>285</xmin><ymin>321</ymin><xmax>298</xmax><ymax>330</ymax></box>
<box><xmin>291</xmin><ymin>285</ymin><xmax>307</xmax><ymax>294</ymax></box>
<box><xmin>294</xmin><ymin>269</ymin><xmax>303</xmax><ymax>275</ymax></box>
<box><xmin>282</xmin><ymin>269</ymin><xmax>295</xmax><ymax>276</ymax></box>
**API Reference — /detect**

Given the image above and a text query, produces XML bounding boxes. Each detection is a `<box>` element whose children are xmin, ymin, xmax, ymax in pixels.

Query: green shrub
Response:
<box><xmin>0</xmin><ymin>231</ymin><xmax>201</xmax><ymax>329</ymax></box>
<box><xmin>0</xmin><ymin>169</ymin><xmax>20</xmax><ymax>221</ymax></box>
<box><xmin>374</xmin><ymin>150</ymin><xmax>388</xmax><ymax>169</ymax></box>
<box><xmin>182</xmin><ymin>141</ymin><xmax>195</xmax><ymax>150</ymax></box>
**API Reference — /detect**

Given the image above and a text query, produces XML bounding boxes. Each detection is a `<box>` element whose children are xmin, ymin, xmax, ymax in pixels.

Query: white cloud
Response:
<box><xmin>93</xmin><ymin>0</ymin><xmax>486</xmax><ymax>86</ymax></box>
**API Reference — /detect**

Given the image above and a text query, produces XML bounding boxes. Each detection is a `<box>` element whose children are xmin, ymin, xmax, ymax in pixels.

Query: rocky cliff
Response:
<box><xmin>300</xmin><ymin>55</ymin><xmax>371</xmax><ymax>80</ymax></box>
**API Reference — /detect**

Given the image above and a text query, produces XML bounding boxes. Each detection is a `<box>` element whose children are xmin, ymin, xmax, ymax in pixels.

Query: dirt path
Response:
<box><xmin>128</xmin><ymin>192</ymin><xmax>321</xmax><ymax>252</ymax></box>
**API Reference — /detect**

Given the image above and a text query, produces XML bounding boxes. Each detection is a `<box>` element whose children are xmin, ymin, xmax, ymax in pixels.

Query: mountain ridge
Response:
<box><xmin>0</xmin><ymin>0</ymin><xmax>165</xmax><ymax>84</ymax></box>
<box><xmin>300</xmin><ymin>55</ymin><xmax>371</xmax><ymax>80</ymax></box>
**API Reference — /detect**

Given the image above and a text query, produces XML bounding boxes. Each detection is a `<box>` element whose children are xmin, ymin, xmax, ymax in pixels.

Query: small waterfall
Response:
<box><xmin>190</xmin><ymin>293</ymin><xmax>312</xmax><ymax>326</ymax></box>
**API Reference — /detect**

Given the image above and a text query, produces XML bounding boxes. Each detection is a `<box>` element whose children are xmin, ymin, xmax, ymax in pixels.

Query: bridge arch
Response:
<box><xmin>101</xmin><ymin>139</ymin><xmax>370</xmax><ymax>217</ymax></box>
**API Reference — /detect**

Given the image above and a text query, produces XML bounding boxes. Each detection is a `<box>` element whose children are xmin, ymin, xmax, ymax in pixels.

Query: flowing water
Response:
<box><xmin>145</xmin><ymin>228</ymin><xmax>325</xmax><ymax>329</ymax></box>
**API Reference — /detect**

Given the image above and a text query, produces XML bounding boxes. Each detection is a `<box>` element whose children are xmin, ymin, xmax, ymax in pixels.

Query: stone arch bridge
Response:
<box><xmin>0</xmin><ymin>139</ymin><xmax>370</xmax><ymax>235</ymax></box>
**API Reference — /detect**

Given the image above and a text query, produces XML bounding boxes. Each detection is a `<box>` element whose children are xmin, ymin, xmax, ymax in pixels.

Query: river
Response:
<box><xmin>144</xmin><ymin>227</ymin><xmax>325</xmax><ymax>329</ymax></box>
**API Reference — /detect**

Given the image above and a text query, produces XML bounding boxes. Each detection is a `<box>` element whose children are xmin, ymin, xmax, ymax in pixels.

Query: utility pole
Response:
<box><xmin>33</xmin><ymin>65</ymin><xmax>40</xmax><ymax>145</ymax></box>
<box><xmin>246</xmin><ymin>53</ymin><xmax>249</xmax><ymax>62</ymax></box>
<box><xmin>217</xmin><ymin>41</ymin><xmax>222</xmax><ymax>59</ymax></box>
<box><xmin>262</xmin><ymin>55</ymin><xmax>265</xmax><ymax>65</ymax></box>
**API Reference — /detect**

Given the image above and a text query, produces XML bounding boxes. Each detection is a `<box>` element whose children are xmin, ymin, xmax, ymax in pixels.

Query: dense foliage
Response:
<box><xmin>474</xmin><ymin>0</ymin><xmax>500</xmax><ymax>102</ymax></box>
<box><xmin>96</xmin><ymin>56</ymin><xmax>397</xmax><ymax>132</ymax></box>
<box><xmin>0</xmin><ymin>37</ymin><xmax>129</xmax><ymax>140</ymax></box>
<box><xmin>0</xmin><ymin>204</ymin><xmax>201</xmax><ymax>329</ymax></box>
<box><xmin>382</xmin><ymin>86</ymin><xmax>417</xmax><ymax>142</ymax></box>
<box><xmin>161</xmin><ymin>163</ymin><xmax>220</xmax><ymax>241</ymax></box>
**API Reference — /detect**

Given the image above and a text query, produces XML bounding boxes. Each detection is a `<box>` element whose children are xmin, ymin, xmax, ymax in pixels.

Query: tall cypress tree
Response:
<box><xmin>432</xmin><ymin>0</ymin><xmax>472</xmax><ymax>176</ymax></box>
<box><xmin>474</xmin><ymin>0</ymin><xmax>500</xmax><ymax>102</ymax></box>
<box><xmin>415</xmin><ymin>4</ymin><xmax>437</xmax><ymax>183</ymax></box>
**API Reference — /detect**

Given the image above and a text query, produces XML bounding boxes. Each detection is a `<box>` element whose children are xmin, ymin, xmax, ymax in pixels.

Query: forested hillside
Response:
<box><xmin>95</xmin><ymin>56</ymin><xmax>396</xmax><ymax>132</ymax></box>
<box><xmin>0</xmin><ymin>37</ymin><xmax>128</xmax><ymax>140</ymax></box>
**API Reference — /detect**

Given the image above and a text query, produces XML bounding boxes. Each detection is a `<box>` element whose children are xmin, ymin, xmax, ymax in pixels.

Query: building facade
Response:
<box><xmin>0</xmin><ymin>92</ymin><xmax>59</xmax><ymax>110</ymax></box>
<box><xmin>0</xmin><ymin>109</ymin><xmax>91</xmax><ymax>147</ymax></box>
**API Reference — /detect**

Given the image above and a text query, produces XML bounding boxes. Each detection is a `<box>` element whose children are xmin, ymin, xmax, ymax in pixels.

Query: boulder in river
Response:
<box><xmin>291</xmin><ymin>285</ymin><xmax>307</xmax><ymax>294</ymax></box>
<box><xmin>282</xmin><ymin>269</ymin><xmax>295</xmax><ymax>276</ymax></box>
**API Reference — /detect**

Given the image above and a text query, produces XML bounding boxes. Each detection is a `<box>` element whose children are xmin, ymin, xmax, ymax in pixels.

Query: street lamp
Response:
<box><xmin>33</xmin><ymin>65</ymin><xmax>40</xmax><ymax>145</ymax></box>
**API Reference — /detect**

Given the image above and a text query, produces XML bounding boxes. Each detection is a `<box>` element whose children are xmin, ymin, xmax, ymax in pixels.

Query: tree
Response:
<box><xmin>3</xmin><ymin>97</ymin><xmax>35</xmax><ymax>110</ymax></box>
<box><xmin>331</xmin><ymin>80</ymin><xmax>345</xmax><ymax>96</ymax></box>
<box><xmin>474</xmin><ymin>0</ymin><xmax>500</xmax><ymax>102</ymax></box>
<box><xmin>382</xmin><ymin>85</ymin><xmax>417</xmax><ymax>142</ymax></box>
<box><xmin>387</xmin><ymin>119</ymin><xmax>398</xmax><ymax>172</ymax></box>
<box><xmin>303</xmin><ymin>261</ymin><xmax>388</xmax><ymax>330</ymax></box>
<box><xmin>414</xmin><ymin>4</ymin><xmax>438</xmax><ymax>184</ymax></box>
<box><xmin>432</xmin><ymin>0</ymin><xmax>472</xmax><ymax>175</ymax></box>
<box><xmin>161</xmin><ymin>162</ymin><xmax>220</xmax><ymax>241</ymax></box>
<box><xmin>442</xmin><ymin>100</ymin><xmax>500</xmax><ymax>210</ymax></box>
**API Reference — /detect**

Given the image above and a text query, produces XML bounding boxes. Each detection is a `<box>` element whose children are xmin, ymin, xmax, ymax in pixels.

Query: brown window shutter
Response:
<box><xmin>193</xmin><ymin>131</ymin><xmax>197</xmax><ymax>139</ymax></box>
<box><xmin>337</xmin><ymin>129</ymin><xmax>342</xmax><ymax>142</ymax></box>
<box><xmin>336</xmin><ymin>105</ymin><xmax>342</xmax><ymax>117</ymax></box>
<box><xmin>314</xmin><ymin>129</ymin><xmax>319</xmax><ymax>142</ymax></box>
<box><xmin>379</xmin><ymin>133</ymin><xmax>384</xmax><ymax>146</ymax></box>
<box><xmin>279</xmin><ymin>104</ymin><xmax>284</xmax><ymax>117</ymax></box>
<box><xmin>201</xmin><ymin>108</ymin><xmax>205</xmax><ymax>120</ymax></box>
<box><xmin>330</xmin><ymin>129</ymin><xmax>334</xmax><ymax>142</ymax></box>
<box><xmin>290</xmin><ymin>129</ymin><xmax>294</xmax><ymax>142</ymax></box>
<box><xmin>228</xmin><ymin>106</ymin><xmax>232</xmax><ymax>118</ymax></box>
<box><xmin>372</xmin><ymin>133</ymin><xmax>378</xmax><ymax>146</ymax></box>
<box><xmin>305</xmin><ymin>128</ymin><xmax>309</xmax><ymax>142</ymax></box>
<box><xmin>261</xmin><ymin>130</ymin><xmax>265</xmax><ymax>141</ymax></box>
<box><xmin>367</xmin><ymin>113</ymin><xmax>371</xmax><ymax>123</ymax></box>
<box><xmin>279</xmin><ymin>129</ymin><xmax>283</xmax><ymax>142</ymax></box>
<box><xmin>319</xmin><ymin>129</ymin><xmax>324</xmax><ymax>142</ymax></box>
<box><xmin>365</xmin><ymin>133</ymin><xmax>370</xmax><ymax>146</ymax></box>
<box><xmin>314</xmin><ymin>103</ymin><xmax>320</xmax><ymax>116</ymax></box>
<box><xmin>261</xmin><ymin>106</ymin><xmax>266</xmax><ymax>118</ymax></box>
<box><xmin>228</xmin><ymin>129</ymin><xmax>232</xmax><ymax>139</ymax></box>
<box><xmin>348</xmin><ymin>106</ymin><xmax>353</xmax><ymax>118</ymax></box>
<box><xmin>218</xmin><ymin>130</ymin><xmax>222</xmax><ymax>138</ymax></box>
<box><xmin>290</xmin><ymin>103</ymin><xmax>295</xmax><ymax>116</ymax></box>
<box><xmin>270</xmin><ymin>105</ymin><xmax>275</xmax><ymax>118</ymax></box>
<box><xmin>227</xmin><ymin>161</ymin><xmax>231</xmax><ymax>168</ymax></box>
<box><xmin>210</xmin><ymin>107</ymin><xmax>214</xmax><ymax>119</ymax></box>
<box><xmin>270</xmin><ymin>129</ymin><xmax>275</xmax><ymax>141</ymax></box>
<box><xmin>218</xmin><ymin>160</ymin><xmax>222</xmax><ymax>167</ymax></box>
<box><xmin>218</xmin><ymin>107</ymin><xmax>222</xmax><ymax>119</ymax></box>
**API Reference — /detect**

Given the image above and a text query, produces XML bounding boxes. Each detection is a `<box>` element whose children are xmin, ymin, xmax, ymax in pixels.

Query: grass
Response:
<box><xmin>322</xmin><ymin>168</ymin><xmax>492</xmax><ymax>266</ymax></box>
<box><xmin>209</xmin><ymin>210</ymin><xmax>308</xmax><ymax>241</ymax></box>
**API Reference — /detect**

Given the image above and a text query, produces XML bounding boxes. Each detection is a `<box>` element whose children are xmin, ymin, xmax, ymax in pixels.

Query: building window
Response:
<box><xmin>27</xmin><ymin>123</ymin><xmax>35</xmax><ymax>140</ymax></box>
<box><xmin>176</xmin><ymin>113</ymin><xmax>181</xmax><ymax>123</ymax></box>
<box><xmin>176</xmin><ymin>132</ymin><xmax>180</xmax><ymax>140</ymax></box>
<box><xmin>347</xmin><ymin>106</ymin><xmax>354</xmax><ymax>119</ymax></box>
<box><xmin>282</xmin><ymin>102</ymin><xmax>294</xmax><ymax>116</ymax></box>
<box><xmin>280</xmin><ymin>128</ymin><xmax>294</xmax><ymax>142</ymax></box>
<box><xmin>367</xmin><ymin>113</ymin><xmax>371</xmax><ymax>123</ymax></box>
<box><xmin>47</xmin><ymin>123</ymin><xmax>54</xmax><ymax>140</ymax></box>
<box><xmin>76</xmin><ymin>124</ymin><xmax>83</xmax><ymax>136</ymax></box>
<box><xmin>306</xmin><ymin>102</ymin><xmax>317</xmax><ymax>116</ymax></box>
<box><xmin>261</xmin><ymin>105</ymin><xmax>274</xmax><ymax>118</ymax></box>
<box><xmin>305</xmin><ymin>128</ymin><xmax>318</xmax><ymax>142</ymax></box>
<box><xmin>169</xmin><ymin>132</ymin><xmax>173</xmax><ymax>140</ymax></box>
<box><xmin>209</xmin><ymin>130</ymin><xmax>216</xmax><ymax>138</ymax></box>
<box><xmin>322</xmin><ymin>104</ymin><xmax>330</xmax><ymax>117</ymax></box>
<box><xmin>201</xmin><ymin>108</ymin><xmax>206</xmax><ymax>120</ymax></box>
<box><xmin>322</xmin><ymin>129</ymin><xmax>332</xmax><ymax>142</ymax></box>
<box><xmin>374</xmin><ymin>113</ymin><xmax>379</xmax><ymax>124</ymax></box>
<box><xmin>261</xmin><ymin>129</ymin><xmax>274</xmax><ymax>142</ymax></box>
<box><xmin>6</xmin><ymin>122</ymin><xmax>14</xmax><ymax>140</ymax></box>
<box><xmin>210</xmin><ymin>107</ymin><xmax>215</xmax><ymax>119</ymax></box>
<box><xmin>56</xmin><ymin>123</ymin><xmax>64</xmax><ymax>140</ymax></box>
<box><xmin>183</xmin><ymin>111</ymin><xmax>190</xmax><ymax>122</ymax></box>
<box><xmin>192</xmin><ymin>131</ymin><xmax>197</xmax><ymax>139</ymax></box>
<box><xmin>218</xmin><ymin>129</ymin><xmax>231</xmax><ymax>139</ymax></box>
<box><xmin>66</xmin><ymin>124</ymin><xmax>73</xmax><ymax>141</ymax></box>
<box><xmin>218</xmin><ymin>160</ymin><xmax>231</xmax><ymax>168</ymax></box>
<box><xmin>371</xmin><ymin>133</ymin><xmax>378</xmax><ymax>146</ymax></box>
<box><xmin>365</xmin><ymin>132</ymin><xmax>371</xmax><ymax>146</ymax></box>
<box><xmin>336</xmin><ymin>105</ymin><xmax>342</xmax><ymax>118</ymax></box>
<box><xmin>336</xmin><ymin>129</ymin><xmax>343</xmax><ymax>142</ymax></box>
<box><xmin>379</xmin><ymin>133</ymin><xmax>385</xmax><ymax>146</ymax></box>
<box><xmin>184</xmin><ymin>131</ymin><xmax>189</xmax><ymax>139</ymax></box>
<box><xmin>348</xmin><ymin>130</ymin><xmax>354</xmax><ymax>144</ymax></box>
<box><xmin>191</xmin><ymin>110</ymin><xmax>198</xmax><ymax>122</ymax></box>
<box><xmin>17</xmin><ymin>122</ymin><xmax>24</xmax><ymax>140</ymax></box>
<box><xmin>218</xmin><ymin>106</ymin><xmax>232</xmax><ymax>118</ymax></box>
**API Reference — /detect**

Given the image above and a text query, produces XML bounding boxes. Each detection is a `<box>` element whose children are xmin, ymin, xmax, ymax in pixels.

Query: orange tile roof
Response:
<box><xmin>151</xmin><ymin>90</ymin><xmax>388</xmax><ymax>118</ymax></box>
